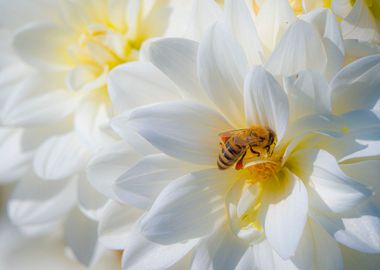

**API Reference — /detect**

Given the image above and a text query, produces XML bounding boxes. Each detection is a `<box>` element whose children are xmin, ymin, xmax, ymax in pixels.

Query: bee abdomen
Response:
<box><xmin>217</xmin><ymin>143</ymin><xmax>242</xmax><ymax>169</ymax></box>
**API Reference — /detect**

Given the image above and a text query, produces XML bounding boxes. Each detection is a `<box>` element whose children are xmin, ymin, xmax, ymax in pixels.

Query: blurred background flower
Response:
<box><xmin>0</xmin><ymin>0</ymin><xmax>192</xmax><ymax>266</ymax></box>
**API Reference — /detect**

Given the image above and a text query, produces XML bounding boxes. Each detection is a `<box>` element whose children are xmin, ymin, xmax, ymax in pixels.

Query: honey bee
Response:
<box><xmin>217</xmin><ymin>125</ymin><xmax>277</xmax><ymax>170</ymax></box>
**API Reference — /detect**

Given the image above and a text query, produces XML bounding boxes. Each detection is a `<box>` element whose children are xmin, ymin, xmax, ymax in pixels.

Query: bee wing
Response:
<box><xmin>218</xmin><ymin>129</ymin><xmax>246</xmax><ymax>144</ymax></box>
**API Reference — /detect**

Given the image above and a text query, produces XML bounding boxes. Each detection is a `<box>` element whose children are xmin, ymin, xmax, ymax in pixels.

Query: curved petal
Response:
<box><xmin>183</xmin><ymin>0</ymin><xmax>222</xmax><ymax>41</ymax></box>
<box><xmin>2</xmin><ymin>73</ymin><xmax>77</xmax><ymax>126</ymax></box>
<box><xmin>191</xmin><ymin>225</ymin><xmax>248</xmax><ymax>270</ymax></box>
<box><xmin>301</xmin><ymin>9</ymin><xmax>344</xmax><ymax>80</ymax></box>
<box><xmin>341</xmin><ymin>0</ymin><xmax>380</xmax><ymax>44</ymax></box>
<box><xmin>140</xmin><ymin>168</ymin><xmax>237</xmax><ymax>244</ymax></box>
<box><xmin>284</xmin><ymin>70</ymin><xmax>331</xmax><ymax>120</ymax></box>
<box><xmin>33</xmin><ymin>132</ymin><xmax>89</xmax><ymax>180</ymax></box>
<box><xmin>312</xmin><ymin>202</ymin><xmax>380</xmax><ymax>253</ymax></box>
<box><xmin>255</xmin><ymin>0</ymin><xmax>296</xmax><ymax>54</ymax></box>
<box><xmin>14</xmin><ymin>22</ymin><xmax>74</xmax><ymax>70</ymax></box>
<box><xmin>253</xmin><ymin>240</ymin><xmax>298</xmax><ymax>270</ymax></box>
<box><xmin>0</xmin><ymin>128</ymin><xmax>30</xmax><ymax>183</ymax></box>
<box><xmin>144</xmin><ymin>38</ymin><xmax>207</xmax><ymax>103</ymax></box>
<box><xmin>87</xmin><ymin>142</ymin><xmax>142</xmax><ymax>201</ymax></box>
<box><xmin>288</xmin><ymin>149</ymin><xmax>371</xmax><ymax>213</ymax></box>
<box><xmin>264</xmin><ymin>168</ymin><xmax>308</xmax><ymax>259</ymax></box>
<box><xmin>8</xmin><ymin>174</ymin><xmax>76</xmax><ymax>226</ymax></box>
<box><xmin>341</xmin><ymin>159</ymin><xmax>380</xmax><ymax>194</ymax></box>
<box><xmin>111</xmin><ymin>101</ymin><xmax>232</xmax><ymax>165</ymax></box>
<box><xmin>265</xmin><ymin>20</ymin><xmax>327</xmax><ymax>76</ymax></box>
<box><xmin>98</xmin><ymin>201</ymin><xmax>143</xmax><ymax>250</ymax></box>
<box><xmin>330</xmin><ymin>54</ymin><xmax>380</xmax><ymax>115</ymax></box>
<box><xmin>244</xmin><ymin>66</ymin><xmax>289</xmax><ymax>141</ymax></box>
<box><xmin>309</xmin><ymin>219</ymin><xmax>343</xmax><ymax>270</ymax></box>
<box><xmin>324</xmin><ymin>126</ymin><xmax>380</xmax><ymax>163</ymax></box>
<box><xmin>198</xmin><ymin>22</ymin><xmax>248</xmax><ymax>127</ymax></box>
<box><xmin>122</xmin><ymin>225</ymin><xmax>197</xmax><ymax>270</ymax></box>
<box><xmin>108</xmin><ymin>62</ymin><xmax>181</xmax><ymax>114</ymax></box>
<box><xmin>224</xmin><ymin>0</ymin><xmax>263</xmax><ymax>65</ymax></box>
<box><xmin>74</xmin><ymin>96</ymin><xmax>115</xmax><ymax>151</ymax></box>
<box><xmin>77</xmin><ymin>175</ymin><xmax>108</xmax><ymax>220</ymax></box>
<box><xmin>114</xmin><ymin>154</ymin><xmax>198</xmax><ymax>209</ymax></box>
<box><xmin>64</xmin><ymin>208</ymin><xmax>103</xmax><ymax>267</ymax></box>
<box><xmin>343</xmin><ymin>39</ymin><xmax>380</xmax><ymax>65</ymax></box>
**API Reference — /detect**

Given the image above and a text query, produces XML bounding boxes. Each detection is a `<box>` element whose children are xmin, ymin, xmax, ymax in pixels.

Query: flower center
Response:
<box><xmin>220</xmin><ymin>126</ymin><xmax>284</xmax><ymax>241</ymax></box>
<box><xmin>70</xmin><ymin>23</ymin><xmax>138</xmax><ymax>69</ymax></box>
<box><xmin>65</xmin><ymin>21</ymin><xmax>142</xmax><ymax>95</ymax></box>
<box><xmin>245</xmin><ymin>159</ymin><xmax>282</xmax><ymax>183</ymax></box>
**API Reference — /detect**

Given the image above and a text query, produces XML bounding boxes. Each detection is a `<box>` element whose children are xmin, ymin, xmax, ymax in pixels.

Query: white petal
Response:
<box><xmin>288</xmin><ymin>149</ymin><xmax>371</xmax><ymax>213</ymax></box>
<box><xmin>87</xmin><ymin>142</ymin><xmax>142</xmax><ymax>201</ymax></box>
<box><xmin>108</xmin><ymin>62</ymin><xmax>181</xmax><ymax>114</ymax></box>
<box><xmin>338</xmin><ymin>204</ymin><xmax>380</xmax><ymax>253</ymax></box>
<box><xmin>8</xmin><ymin>174</ymin><xmax>76</xmax><ymax>226</ymax></box>
<box><xmin>64</xmin><ymin>208</ymin><xmax>103</xmax><ymax>267</ymax></box>
<box><xmin>253</xmin><ymin>240</ymin><xmax>298</xmax><ymax>270</ymax></box>
<box><xmin>264</xmin><ymin>168</ymin><xmax>308</xmax><ymax>259</ymax></box>
<box><xmin>283</xmin><ymin>113</ymin><xmax>343</xmax><ymax>144</ymax></box>
<box><xmin>341</xmin><ymin>159</ymin><xmax>380</xmax><ymax>195</ymax></box>
<box><xmin>140</xmin><ymin>168</ymin><xmax>237</xmax><ymax>244</ymax></box>
<box><xmin>332</xmin><ymin>0</ymin><xmax>353</xmax><ymax>18</ymax></box>
<box><xmin>111</xmin><ymin>101</ymin><xmax>232</xmax><ymax>165</ymax></box>
<box><xmin>0</xmin><ymin>128</ymin><xmax>30</xmax><ymax>183</ymax></box>
<box><xmin>325</xmin><ymin>126</ymin><xmax>380</xmax><ymax>162</ymax></box>
<box><xmin>265</xmin><ymin>20</ymin><xmax>327</xmax><ymax>76</ymax></box>
<box><xmin>235</xmin><ymin>246</ymin><xmax>256</xmax><ymax>270</ymax></box>
<box><xmin>301</xmin><ymin>9</ymin><xmax>345</xmax><ymax>80</ymax></box>
<box><xmin>184</xmin><ymin>0</ymin><xmax>222</xmax><ymax>41</ymax></box>
<box><xmin>144</xmin><ymin>38</ymin><xmax>207</xmax><ymax>103</ymax></box>
<box><xmin>74</xmin><ymin>96</ymin><xmax>115</xmax><ymax>151</ymax></box>
<box><xmin>198</xmin><ymin>22</ymin><xmax>248</xmax><ymax>127</ymax></box>
<box><xmin>98</xmin><ymin>201</ymin><xmax>143</xmax><ymax>250</ymax></box>
<box><xmin>244</xmin><ymin>66</ymin><xmax>289</xmax><ymax>141</ymax></box>
<box><xmin>14</xmin><ymin>22</ymin><xmax>74</xmax><ymax>70</ymax></box>
<box><xmin>341</xmin><ymin>0</ymin><xmax>380</xmax><ymax>44</ymax></box>
<box><xmin>343</xmin><ymin>39</ymin><xmax>380</xmax><ymax>65</ymax></box>
<box><xmin>191</xmin><ymin>225</ymin><xmax>248</xmax><ymax>270</ymax></box>
<box><xmin>77</xmin><ymin>175</ymin><xmax>108</xmax><ymax>220</ymax></box>
<box><xmin>33</xmin><ymin>133</ymin><xmax>89</xmax><ymax>180</ymax></box>
<box><xmin>312</xmin><ymin>202</ymin><xmax>380</xmax><ymax>253</ymax></box>
<box><xmin>284</xmin><ymin>70</ymin><xmax>331</xmax><ymax>120</ymax></box>
<box><xmin>122</xmin><ymin>225</ymin><xmax>197</xmax><ymax>270</ymax></box>
<box><xmin>224</xmin><ymin>0</ymin><xmax>263</xmax><ymax>65</ymax></box>
<box><xmin>65</xmin><ymin>64</ymin><xmax>105</xmax><ymax>93</ymax></box>
<box><xmin>114</xmin><ymin>154</ymin><xmax>198</xmax><ymax>209</ymax></box>
<box><xmin>330</xmin><ymin>54</ymin><xmax>380</xmax><ymax>114</ymax></box>
<box><xmin>2</xmin><ymin>73</ymin><xmax>77</xmax><ymax>126</ymax></box>
<box><xmin>309</xmin><ymin>219</ymin><xmax>343</xmax><ymax>270</ymax></box>
<box><xmin>256</xmin><ymin>0</ymin><xmax>296</xmax><ymax>54</ymax></box>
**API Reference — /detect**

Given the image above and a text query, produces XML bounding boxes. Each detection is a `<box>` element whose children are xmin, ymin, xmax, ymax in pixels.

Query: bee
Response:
<box><xmin>217</xmin><ymin>125</ymin><xmax>277</xmax><ymax>170</ymax></box>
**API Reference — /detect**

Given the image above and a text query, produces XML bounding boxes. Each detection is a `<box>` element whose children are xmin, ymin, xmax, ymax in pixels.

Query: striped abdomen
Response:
<box><xmin>217</xmin><ymin>140</ymin><xmax>245</xmax><ymax>169</ymax></box>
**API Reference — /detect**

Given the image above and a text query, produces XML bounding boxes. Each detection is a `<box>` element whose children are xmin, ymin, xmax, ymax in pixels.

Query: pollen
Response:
<box><xmin>245</xmin><ymin>160</ymin><xmax>281</xmax><ymax>183</ymax></box>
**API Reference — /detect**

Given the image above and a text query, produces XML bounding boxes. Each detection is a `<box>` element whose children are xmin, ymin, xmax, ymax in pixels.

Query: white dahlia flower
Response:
<box><xmin>87</xmin><ymin>1</ymin><xmax>380</xmax><ymax>269</ymax></box>
<box><xmin>0</xmin><ymin>0</ymin><xmax>193</xmax><ymax>266</ymax></box>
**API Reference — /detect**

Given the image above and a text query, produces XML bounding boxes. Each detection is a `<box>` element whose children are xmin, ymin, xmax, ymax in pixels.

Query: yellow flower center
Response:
<box><xmin>246</xmin><ymin>159</ymin><xmax>282</xmax><ymax>183</ymax></box>
<box><xmin>70</xmin><ymin>23</ymin><xmax>139</xmax><ymax>70</ymax></box>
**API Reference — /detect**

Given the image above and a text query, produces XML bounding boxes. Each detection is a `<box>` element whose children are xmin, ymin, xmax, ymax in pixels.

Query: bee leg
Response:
<box><xmin>235</xmin><ymin>151</ymin><xmax>247</xmax><ymax>170</ymax></box>
<box><xmin>250</xmin><ymin>146</ymin><xmax>261</xmax><ymax>157</ymax></box>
